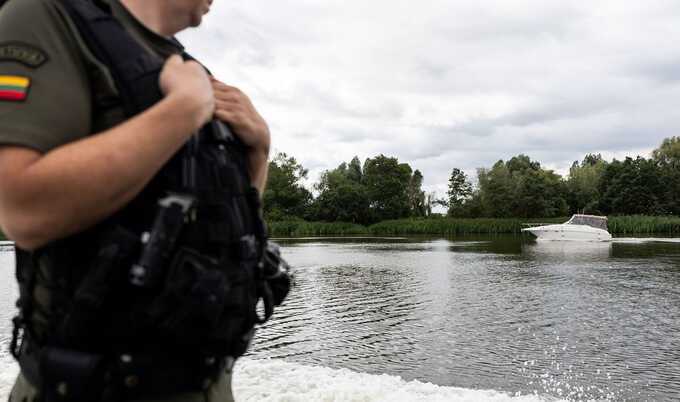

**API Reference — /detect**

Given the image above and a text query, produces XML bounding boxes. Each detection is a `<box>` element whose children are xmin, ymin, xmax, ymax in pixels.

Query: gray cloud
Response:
<box><xmin>179</xmin><ymin>0</ymin><xmax>680</xmax><ymax>196</ymax></box>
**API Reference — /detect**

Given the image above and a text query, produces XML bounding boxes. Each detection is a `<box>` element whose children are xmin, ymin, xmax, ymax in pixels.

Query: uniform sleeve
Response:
<box><xmin>0</xmin><ymin>0</ymin><xmax>92</xmax><ymax>153</ymax></box>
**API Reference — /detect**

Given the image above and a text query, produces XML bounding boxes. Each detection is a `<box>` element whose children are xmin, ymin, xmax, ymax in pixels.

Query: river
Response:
<box><xmin>1</xmin><ymin>236</ymin><xmax>679</xmax><ymax>401</ymax></box>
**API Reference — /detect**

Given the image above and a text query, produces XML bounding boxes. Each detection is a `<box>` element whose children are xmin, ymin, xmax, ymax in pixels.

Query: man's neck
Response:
<box><xmin>119</xmin><ymin>0</ymin><xmax>182</xmax><ymax>37</ymax></box>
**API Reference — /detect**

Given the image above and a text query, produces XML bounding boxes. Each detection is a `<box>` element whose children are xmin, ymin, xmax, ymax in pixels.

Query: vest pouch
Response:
<box><xmin>59</xmin><ymin>226</ymin><xmax>139</xmax><ymax>347</ymax></box>
<box><xmin>41</xmin><ymin>347</ymin><xmax>105</xmax><ymax>402</ymax></box>
<box><xmin>145</xmin><ymin>247</ymin><xmax>229</xmax><ymax>344</ymax></box>
<box><xmin>262</xmin><ymin>241</ymin><xmax>292</xmax><ymax>307</ymax></box>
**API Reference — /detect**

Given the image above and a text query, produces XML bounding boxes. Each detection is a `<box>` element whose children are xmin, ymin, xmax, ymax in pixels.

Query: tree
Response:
<box><xmin>347</xmin><ymin>156</ymin><xmax>363</xmax><ymax>183</ymax></box>
<box><xmin>652</xmin><ymin>137</ymin><xmax>680</xmax><ymax>214</ymax></box>
<box><xmin>408</xmin><ymin>170</ymin><xmax>427</xmax><ymax>217</ymax></box>
<box><xmin>477</xmin><ymin>162</ymin><xmax>513</xmax><ymax>217</ymax></box>
<box><xmin>313</xmin><ymin>162</ymin><xmax>370</xmax><ymax>224</ymax></box>
<box><xmin>566</xmin><ymin>154</ymin><xmax>606</xmax><ymax>214</ymax></box>
<box><xmin>263</xmin><ymin>153</ymin><xmax>312</xmax><ymax>220</ymax></box>
<box><xmin>475</xmin><ymin>156</ymin><xmax>567</xmax><ymax>218</ymax></box>
<box><xmin>599</xmin><ymin>157</ymin><xmax>664</xmax><ymax>215</ymax></box>
<box><xmin>652</xmin><ymin>136</ymin><xmax>680</xmax><ymax>168</ymax></box>
<box><xmin>363</xmin><ymin>155</ymin><xmax>412</xmax><ymax>222</ymax></box>
<box><xmin>446</xmin><ymin>168</ymin><xmax>472</xmax><ymax>217</ymax></box>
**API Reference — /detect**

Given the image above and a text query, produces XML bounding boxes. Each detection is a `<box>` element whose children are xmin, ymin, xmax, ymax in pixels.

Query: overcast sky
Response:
<box><xmin>179</xmin><ymin>0</ymin><xmax>680</xmax><ymax>197</ymax></box>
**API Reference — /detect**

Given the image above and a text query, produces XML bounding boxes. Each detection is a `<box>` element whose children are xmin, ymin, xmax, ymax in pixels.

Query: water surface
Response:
<box><xmin>248</xmin><ymin>236</ymin><xmax>680</xmax><ymax>401</ymax></box>
<box><xmin>1</xmin><ymin>237</ymin><xmax>679</xmax><ymax>401</ymax></box>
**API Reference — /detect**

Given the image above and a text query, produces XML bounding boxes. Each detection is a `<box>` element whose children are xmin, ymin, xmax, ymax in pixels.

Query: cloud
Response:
<box><xmin>179</xmin><ymin>0</ymin><xmax>680</xmax><ymax>196</ymax></box>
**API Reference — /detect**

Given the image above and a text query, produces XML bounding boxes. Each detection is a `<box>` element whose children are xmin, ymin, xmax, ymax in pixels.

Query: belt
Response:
<box><xmin>18</xmin><ymin>338</ymin><xmax>234</xmax><ymax>402</ymax></box>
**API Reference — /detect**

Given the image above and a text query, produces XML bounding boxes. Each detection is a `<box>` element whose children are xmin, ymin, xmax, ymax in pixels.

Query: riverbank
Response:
<box><xmin>1</xmin><ymin>216</ymin><xmax>677</xmax><ymax>241</ymax></box>
<box><xmin>269</xmin><ymin>215</ymin><xmax>680</xmax><ymax>236</ymax></box>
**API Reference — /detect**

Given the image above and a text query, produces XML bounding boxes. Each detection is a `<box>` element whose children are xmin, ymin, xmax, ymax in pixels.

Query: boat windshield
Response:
<box><xmin>565</xmin><ymin>215</ymin><xmax>608</xmax><ymax>230</ymax></box>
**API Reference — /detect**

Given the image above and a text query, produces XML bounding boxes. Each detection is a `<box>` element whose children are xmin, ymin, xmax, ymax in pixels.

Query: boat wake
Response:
<box><xmin>234</xmin><ymin>358</ymin><xmax>556</xmax><ymax>402</ymax></box>
<box><xmin>1</xmin><ymin>358</ymin><xmax>560</xmax><ymax>401</ymax></box>
<box><xmin>612</xmin><ymin>237</ymin><xmax>680</xmax><ymax>244</ymax></box>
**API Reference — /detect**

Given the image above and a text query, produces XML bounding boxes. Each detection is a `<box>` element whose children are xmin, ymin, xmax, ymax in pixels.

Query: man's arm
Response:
<box><xmin>0</xmin><ymin>56</ymin><xmax>214</xmax><ymax>250</ymax></box>
<box><xmin>248</xmin><ymin>148</ymin><xmax>269</xmax><ymax>196</ymax></box>
<box><xmin>211</xmin><ymin>79</ymin><xmax>271</xmax><ymax>196</ymax></box>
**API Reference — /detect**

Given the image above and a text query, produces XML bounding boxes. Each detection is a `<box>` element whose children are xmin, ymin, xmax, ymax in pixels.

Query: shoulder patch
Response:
<box><xmin>0</xmin><ymin>75</ymin><xmax>31</xmax><ymax>102</ymax></box>
<box><xmin>0</xmin><ymin>42</ymin><xmax>49</xmax><ymax>68</ymax></box>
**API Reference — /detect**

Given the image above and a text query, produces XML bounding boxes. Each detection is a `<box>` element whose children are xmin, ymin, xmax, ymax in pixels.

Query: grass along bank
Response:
<box><xmin>268</xmin><ymin>215</ymin><xmax>680</xmax><ymax>237</ymax></box>
<box><xmin>3</xmin><ymin>216</ymin><xmax>678</xmax><ymax>241</ymax></box>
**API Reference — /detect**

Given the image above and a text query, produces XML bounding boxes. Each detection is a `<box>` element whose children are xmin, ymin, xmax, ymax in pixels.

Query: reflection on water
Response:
<box><xmin>251</xmin><ymin>236</ymin><xmax>680</xmax><ymax>401</ymax></box>
<box><xmin>523</xmin><ymin>241</ymin><xmax>612</xmax><ymax>261</ymax></box>
<box><xmin>1</xmin><ymin>238</ymin><xmax>679</xmax><ymax>401</ymax></box>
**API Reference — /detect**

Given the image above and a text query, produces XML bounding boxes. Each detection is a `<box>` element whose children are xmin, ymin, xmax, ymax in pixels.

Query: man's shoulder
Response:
<box><xmin>0</xmin><ymin>0</ymin><xmax>71</xmax><ymax>42</ymax></box>
<box><xmin>0</xmin><ymin>0</ymin><xmax>60</xmax><ymax>24</ymax></box>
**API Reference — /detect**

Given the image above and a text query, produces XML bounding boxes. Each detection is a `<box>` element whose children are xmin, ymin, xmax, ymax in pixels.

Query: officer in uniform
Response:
<box><xmin>0</xmin><ymin>0</ymin><xmax>286</xmax><ymax>401</ymax></box>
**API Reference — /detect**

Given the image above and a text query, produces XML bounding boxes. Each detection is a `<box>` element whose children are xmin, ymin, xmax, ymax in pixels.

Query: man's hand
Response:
<box><xmin>160</xmin><ymin>55</ymin><xmax>215</xmax><ymax>129</ymax></box>
<box><xmin>211</xmin><ymin>78</ymin><xmax>271</xmax><ymax>155</ymax></box>
<box><xmin>211</xmin><ymin>78</ymin><xmax>270</xmax><ymax>195</ymax></box>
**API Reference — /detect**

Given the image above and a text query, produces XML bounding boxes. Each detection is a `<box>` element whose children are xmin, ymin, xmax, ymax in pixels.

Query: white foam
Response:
<box><xmin>0</xmin><ymin>358</ymin><xmax>561</xmax><ymax>401</ymax></box>
<box><xmin>232</xmin><ymin>358</ymin><xmax>558</xmax><ymax>402</ymax></box>
<box><xmin>0</xmin><ymin>362</ymin><xmax>18</xmax><ymax>398</ymax></box>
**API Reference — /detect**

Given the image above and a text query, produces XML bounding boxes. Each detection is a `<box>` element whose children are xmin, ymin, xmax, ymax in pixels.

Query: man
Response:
<box><xmin>0</xmin><ymin>0</ymin><xmax>274</xmax><ymax>400</ymax></box>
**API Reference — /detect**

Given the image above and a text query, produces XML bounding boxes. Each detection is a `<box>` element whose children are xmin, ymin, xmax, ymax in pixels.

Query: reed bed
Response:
<box><xmin>3</xmin><ymin>216</ymin><xmax>677</xmax><ymax>241</ymax></box>
<box><xmin>268</xmin><ymin>221</ymin><xmax>368</xmax><ymax>237</ymax></box>
<box><xmin>269</xmin><ymin>216</ymin><xmax>680</xmax><ymax>236</ymax></box>
<box><xmin>608</xmin><ymin>215</ymin><xmax>680</xmax><ymax>235</ymax></box>
<box><xmin>368</xmin><ymin>217</ymin><xmax>565</xmax><ymax>235</ymax></box>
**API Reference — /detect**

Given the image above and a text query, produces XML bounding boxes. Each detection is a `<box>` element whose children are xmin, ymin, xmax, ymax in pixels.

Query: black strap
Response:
<box><xmin>11</xmin><ymin>248</ymin><xmax>40</xmax><ymax>358</ymax></box>
<box><xmin>58</xmin><ymin>0</ymin><xmax>164</xmax><ymax>116</ymax></box>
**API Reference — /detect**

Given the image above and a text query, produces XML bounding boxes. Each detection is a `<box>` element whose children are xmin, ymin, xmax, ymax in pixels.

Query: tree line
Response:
<box><xmin>263</xmin><ymin>136</ymin><xmax>680</xmax><ymax>223</ymax></box>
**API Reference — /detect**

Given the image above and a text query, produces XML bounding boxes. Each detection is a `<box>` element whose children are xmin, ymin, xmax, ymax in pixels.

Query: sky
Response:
<box><xmin>179</xmin><ymin>0</ymin><xmax>680</xmax><ymax>198</ymax></box>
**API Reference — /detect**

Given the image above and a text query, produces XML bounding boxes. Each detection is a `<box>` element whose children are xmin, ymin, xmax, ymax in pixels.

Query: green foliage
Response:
<box><xmin>566</xmin><ymin>154</ymin><xmax>606</xmax><ymax>214</ymax></box>
<box><xmin>408</xmin><ymin>170</ymin><xmax>427</xmax><ymax>217</ymax></box>
<box><xmin>313</xmin><ymin>162</ymin><xmax>370</xmax><ymax>224</ymax></box>
<box><xmin>599</xmin><ymin>157</ymin><xmax>665</xmax><ymax>215</ymax></box>
<box><xmin>362</xmin><ymin>155</ymin><xmax>413</xmax><ymax>223</ymax></box>
<box><xmin>369</xmin><ymin>217</ymin><xmax>544</xmax><ymax>235</ymax></box>
<box><xmin>608</xmin><ymin>215</ymin><xmax>680</xmax><ymax>234</ymax></box>
<box><xmin>268</xmin><ymin>221</ymin><xmax>368</xmax><ymax>237</ymax></box>
<box><xmin>269</xmin><ymin>216</ymin><xmax>680</xmax><ymax>236</ymax></box>
<box><xmin>476</xmin><ymin>155</ymin><xmax>567</xmax><ymax>218</ymax></box>
<box><xmin>311</xmin><ymin>155</ymin><xmax>426</xmax><ymax>225</ymax></box>
<box><xmin>263</xmin><ymin>153</ymin><xmax>312</xmax><ymax>221</ymax></box>
<box><xmin>446</xmin><ymin>168</ymin><xmax>472</xmax><ymax>216</ymax></box>
<box><xmin>652</xmin><ymin>138</ymin><xmax>680</xmax><ymax>215</ymax></box>
<box><xmin>652</xmin><ymin>136</ymin><xmax>680</xmax><ymax>167</ymax></box>
<box><xmin>265</xmin><ymin>136</ymin><xmax>680</xmax><ymax>225</ymax></box>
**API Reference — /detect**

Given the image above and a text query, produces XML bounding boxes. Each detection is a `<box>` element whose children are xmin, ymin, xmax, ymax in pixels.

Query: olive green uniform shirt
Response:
<box><xmin>0</xmin><ymin>0</ymin><xmax>235</xmax><ymax>400</ymax></box>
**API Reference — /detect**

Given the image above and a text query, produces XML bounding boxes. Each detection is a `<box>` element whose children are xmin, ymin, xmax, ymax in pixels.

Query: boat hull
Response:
<box><xmin>522</xmin><ymin>224</ymin><xmax>612</xmax><ymax>242</ymax></box>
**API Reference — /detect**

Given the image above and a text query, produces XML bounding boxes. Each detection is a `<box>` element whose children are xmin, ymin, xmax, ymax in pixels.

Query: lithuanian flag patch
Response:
<box><xmin>0</xmin><ymin>75</ymin><xmax>30</xmax><ymax>101</ymax></box>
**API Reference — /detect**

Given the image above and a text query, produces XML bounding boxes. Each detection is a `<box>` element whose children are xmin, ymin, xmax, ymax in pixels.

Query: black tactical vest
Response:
<box><xmin>12</xmin><ymin>0</ymin><xmax>272</xmax><ymax>363</ymax></box>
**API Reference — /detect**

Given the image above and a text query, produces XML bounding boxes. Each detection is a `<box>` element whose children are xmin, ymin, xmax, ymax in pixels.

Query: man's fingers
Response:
<box><xmin>213</xmin><ymin>91</ymin><xmax>242</xmax><ymax>103</ymax></box>
<box><xmin>214</xmin><ymin>109</ymin><xmax>239</xmax><ymax>125</ymax></box>
<box><xmin>211</xmin><ymin>81</ymin><xmax>245</xmax><ymax>96</ymax></box>
<box><xmin>215</xmin><ymin>99</ymin><xmax>244</xmax><ymax>111</ymax></box>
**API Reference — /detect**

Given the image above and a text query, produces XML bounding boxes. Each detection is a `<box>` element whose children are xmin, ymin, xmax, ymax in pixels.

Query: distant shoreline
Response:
<box><xmin>269</xmin><ymin>215</ymin><xmax>680</xmax><ymax>237</ymax></box>
<box><xmin>1</xmin><ymin>215</ymin><xmax>677</xmax><ymax>244</ymax></box>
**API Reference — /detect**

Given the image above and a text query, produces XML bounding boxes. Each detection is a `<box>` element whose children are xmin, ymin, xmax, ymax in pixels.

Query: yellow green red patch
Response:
<box><xmin>0</xmin><ymin>75</ymin><xmax>30</xmax><ymax>101</ymax></box>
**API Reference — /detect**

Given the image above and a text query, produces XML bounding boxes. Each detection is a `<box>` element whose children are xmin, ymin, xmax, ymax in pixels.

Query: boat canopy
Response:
<box><xmin>565</xmin><ymin>214</ymin><xmax>608</xmax><ymax>230</ymax></box>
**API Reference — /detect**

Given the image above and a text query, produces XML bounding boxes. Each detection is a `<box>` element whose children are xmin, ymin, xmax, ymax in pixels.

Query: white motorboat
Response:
<box><xmin>522</xmin><ymin>214</ymin><xmax>612</xmax><ymax>242</ymax></box>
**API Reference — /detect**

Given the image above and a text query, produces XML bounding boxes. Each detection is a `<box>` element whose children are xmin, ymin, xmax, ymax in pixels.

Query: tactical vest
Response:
<box><xmin>9</xmin><ymin>0</ymin><xmax>284</xmax><ymax>396</ymax></box>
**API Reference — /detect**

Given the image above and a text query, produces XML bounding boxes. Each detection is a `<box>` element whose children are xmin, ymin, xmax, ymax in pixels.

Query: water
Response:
<box><xmin>1</xmin><ymin>237</ymin><xmax>679</xmax><ymax>401</ymax></box>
